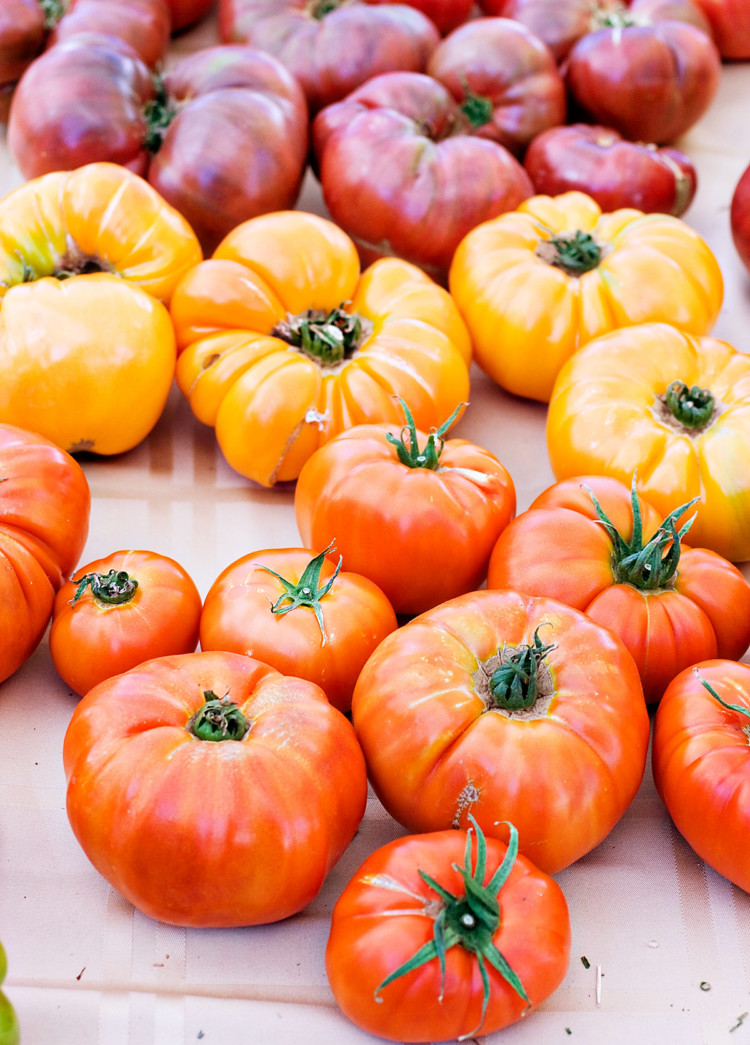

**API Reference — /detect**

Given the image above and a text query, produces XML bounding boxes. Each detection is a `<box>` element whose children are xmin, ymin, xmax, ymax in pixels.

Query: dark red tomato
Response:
<box><xmin>524</xmin><ymin>124</ymin><xmax>697</xmax><ymax>216</ymax></box>
<box><xmin>166</xmin><ymin>0</ymin><xmax>217</xmax><ymax>31</ymax></box>
<box><xmin>369</xmin><ymin>0</ymin><xmax>475</xmax><ymax>34</ymax></box>
<box><xmin>731</xmin><ymin>162</ymin><xmax>750</xmax><ymax>275</ymax></box>
<box><xmin>691</xmin><ymin>0</ymin><xmax>750</xmax><ymax>57</ymax></box>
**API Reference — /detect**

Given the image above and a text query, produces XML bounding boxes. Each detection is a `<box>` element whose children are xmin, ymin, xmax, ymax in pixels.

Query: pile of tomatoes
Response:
<box><xmin>2</xmin><ymin>1</ymin><xmax>750</xmax><ymax>1042</ymax></box>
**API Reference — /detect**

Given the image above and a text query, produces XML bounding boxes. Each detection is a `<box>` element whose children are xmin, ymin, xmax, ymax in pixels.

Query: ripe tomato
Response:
<box><xmin>370</xmin><ymin>0</ymin><xmax>475</xmax><ymax>34</ymax></box>
<box><xmin>546</xmin><ymin>322</ymin><xmax>750</xmax><ymax>562</ymax></box>
<box><xmin>691</xmin><ymin>0</ymin><xmax>750</xmax><ymax>57</ymax></box>
<box><xmin>165</xmin><ymin>0</ymin><xmax>216</xmax><ymax>30</ymax></box>
<box><xmin>351</xmin><ymin>588</ymin><xmax>649</xmax><ymax>873</ymax></box>
<box><xmin>326</xmin><ymin>819</ymin><xmax>571</xmax><ymax>1042</ymax></box>
<box><xmin>653</xmin><ymin>661</ymin><xmax>750</xmax><ymax>892</ymax></box>
<box><xmin>294</xmin><ymin>401</ymin><xmax>516</xmax><ymax>616</ymax></box>
<box><xmin>63</xmin><ymin>651</ymin><xmax>368</xmax><ymax>926</ymax></box>
<box><xmin>0</xmin><ymin>423</ymin><xmax>90</xmax><ymax>686</ymax></box>
<box><xmin>49</xmin><ymin>550</ymin><xmax>203</xmax><ymax>697</ymax></box>
<box><xmin>199</xmin><ymin>545</ymin><xmax>397</xmax><ymax>713</ymax></box>
<box><xmin>731</xmin><ymin>161</ymin><xmax>750</xmax><ymax>275</ymax></box>
<box><xmin>487</xmin><ymin>475</ymin><xmax>750</xmax><ymax>703</ymax></box>
<box><xmin>449</xmin><ymin>191</ymin><xmax>723</xmax><ymax>402</ymax></box>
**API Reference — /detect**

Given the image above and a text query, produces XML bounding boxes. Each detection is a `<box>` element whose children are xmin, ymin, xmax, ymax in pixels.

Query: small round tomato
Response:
<box><xmin>326</xmin><ymin>819</ymin><xmax>571</xmax><ymax>1042</ymax></box>
<box><xmin>294</xmin><ymin>401</ymin><xmax>516</xmax><ymax>616</ymax></box>
<box><xmin>731</xmin><ymin>161</ymin><xmax>750</xmax><ymax>275</ymax></box>
<box><xmin>49</xmin><ymin>550</ymin><xmax>203</xmax><ymax>697</ymax></box>
<box><xmin>199</xmin><ymin>545</ymin><xmax>397</xmax><ymax>713</ymax></box>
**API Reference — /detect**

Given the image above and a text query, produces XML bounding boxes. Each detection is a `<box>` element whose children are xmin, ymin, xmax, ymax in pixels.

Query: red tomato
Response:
<box><xmin>370</xmin><ymin>0</ymin><xmax>475</xmax><ymax>34</ymax></box>
<box><xmin>326</xmin><ymin>819</ymin><xmax>571</xmax><ymax>1041</ymax></box>
<box><xmin>731</xmin><ymin>162</ymin><xmax>750</xmax><ymax>275</ymax></box>
<box><xmin>63</xmin><ymin>651</ymin><xmax>368</xmax><ymax>926</ymax></box>
<box><xmin>351</xmin><ymin>588</ymin><xmax>649</xmax><ymax>874</ymax></box>
<box><xmin>653</xmin><ymin>661</ymin><xmax>750</xmax><ymax>892</ymax></box>
<box><xmin>294</xmin><ymin>402</ymin><xmax>516</xmax><ymax>616</ymax></box>
<box><xmin>199</xmin><ymin>545</ymin><xmax>397</xmax><ymax>713</ymax></box>
<box><xmin>49</xmin><ymin>550</ymin><xmax>203</xmax><ymax>697</ymax></box>
<box><xmin>691</xmin><ymin>0</ymin><xmax>750</xmax><ymax>57</ymax></box>
<box><xmin>165</xmin><ymin>0</ymin><xmax>216</xmax><ymax>30</ymax></box>
<box><xmin>487</xmin><ymin>475</ymin><xmax>750</xmax><ymax>703</ymax></box>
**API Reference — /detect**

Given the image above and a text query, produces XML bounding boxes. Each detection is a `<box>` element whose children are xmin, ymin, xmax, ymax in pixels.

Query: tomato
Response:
<box><xmin>170</xmin><ymin>211</ymin><xmax>472</xmax><ymax>486</ymax></box>
<box><xmin>448</xmin><ymin>191</ymin><xmax>723</xmax><ymax>402</ymax></box>
<box><xmin>312</xmin><ymin>71</ymin><xmax>534</xmax><ymax>280</ymax></box>
<box><xmin>369</xmin><ymin>0</ymin><xmax>475</xmax><ymax>34</ymax></box>
<box><xmin>8</xmin><ymin>42</ymin><xmax>309</xmax><ymax>254</ymax></box>
<box><xmin>0</xmin><ymin>423</ymin><xmax>90</xmax><ymax>686</ymax></box>
<box><xmin>218</xmin><ymin>0</ymin><xmax>440</xmax><ymax>114</ymax></box>
<box><xmin>49</xmin><ymin>550</ymin><xmax>203</xmax><ymax>697</ymax></box>
<box><xmin>294</xmin><ymin>401</ymin><xmax>516</xmax><ymax>616</ymax></box>
<box><xmin>165</xmin><ymin>0</ymin><xmax>216</xmax><ymax>30</ymax></box>
<box><xmin>523</xmin><ymin>124</ymin><xmax>697</xmax><ymax>216</ymax></box>
<box><xmin>63</xmin><ymin>651</ymin><xmax>368</xmax><ymax>927</ymax></box>
<box><xmin>487</xmin><ymin>475</ymin><xmax>750</xmax><ymax>703</ymax></box>
<box><xmin>199</xmin><ymin>545</ymin><xmax>397</xmax><ymax>713</ymax></box>
<box><xmin>425</xmin><ymin>17</ymin><xmax>566</xmax><ymax>157</ymax></box>
<box><xmin>653</xmin><ymin>661</ymin><xmax>750</xmax><ymax>892</ymax></box>
<box><xmin>0</xmin><ymin>163</ymin><xmax>200</xmax><ymax>455</ymax></box>
<box><xmin>690</xmin><ymin>0</ymin><xmax>750</xmax><ymax>57</ymax></box>
<box><xmin>0</xmin><ymin>943</ymin><xmax>19</xmax><ymax>1045</ymax></box>
<box><xmin>326</xmin><ymin>819</ymin><xmax>571</xmax><ymax>1042</ymax></box>
<box><xmin>547</xmin><ymin>322</ymin><xmax>750</xmax><ymax>562</ymax></box>
<box><xmin>351</xmin><ymin>588</ymin><xmax>649</xmax><ymax>873</ymax></box>
<box><xmin>731</xmin><ymin>161</ymin><xmax>750</xmax><ymax>275</ymax></box>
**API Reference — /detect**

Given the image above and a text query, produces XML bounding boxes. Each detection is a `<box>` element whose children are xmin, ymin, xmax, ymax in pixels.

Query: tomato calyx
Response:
<box><xmin>274</xmin><ymin>306</ymin><xmax>370</xmax><ymax>367</ymax></box>
<box><xmin>260</xmin><ymin>542</ymin><xmax>342</xmax><ymax>646</ymax></box>
<box><xmin>374</xmin><ymin>817</ymin><xmax>529</xmax><ymax>1040</ymax></box>
<box><xmin>485</xmin><ymin>626</ymin><xmax>556</xmax><ymax>712</ymax></box>
<box><xmin>143</xmin><ymin>75</ymin><xmax>178</xmax><ymax>155</ymax></box>
<box><xmin>662</xmin><ymin>380</ymin><xmax>716</xmax><ymax>430</ymax></box>
<box><xmin>40</xmin><ymin>0</ymin><xmax>66</xmax><ymax>30</ymax></box>
<box><xmin>187</xmin><ymin>690</ymin><xmax>249</xmax><ymax>742</ymax></box>
<box><xmin>459</xmin><ymin>83</ymin><xmax>494</xmax><ymax>131</ymax></box>
<box><xmin>537</xmin><ymin>230</ymin><xmax>603</xmax><ymax>275</ymax></box>
<box><xmin>309</xmin><ymin>0</ymin><xmax>340</xmax><ymax>18</ymax></box>
<box><xmin>693</xmin><ymin>668</ymin><xmax>750</xmax><ymax>741</ymax></box>
<box><xmin>591</xmin><ymin>1</ymin><xmax>642</xmax><ymax>31</ymax></box>
<box><xmin>386</xmin><ymin>398</ymin><xmax>465</xmax><ymax>469</ymax></box>
<box><xmin>586</xmin><ymin>475</ymin><xmax>697</xmax><ymax>590</ymax></box>
<box><xmin>71</xmin><ymin>569</ymin><xmax>139</xmax><ymax>607</ymax></box>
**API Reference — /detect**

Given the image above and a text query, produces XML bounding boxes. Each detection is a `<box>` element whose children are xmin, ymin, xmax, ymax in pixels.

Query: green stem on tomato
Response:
<box><xmin>260</xmin><ymin>542</ymin><xmax>342</xmax><ymax>646</ymax></box>
<box><xmin>187</xmin><ymin>691</ymin><xmax>249</xmax><ymax>742</ymax></box>
<box><xmin>142</xmin><ymin>74</ymin><xmax>177</xmax><ymax>154</ymax></box>
<box><xmin>663</xmin><ymin>380</ymin><xmax>715</xmax><ymax>430</ymax></box>
<box><xmin>385</xmin><ymin>398</ymin><xmax>465</xmax><ymax>469</ymax></box>
<box><xmin>543</xmin><ymin>230</ymin><xmax>602</xmax><ymax>275</ymax></box>
<box><xmin>39</xmin><ymin>0</ymin><xmax>66</xmax><ymax>29</ymax></box>
<box><xmin>71</xmin><ymin>568</ymin><xmax>139</xmax><ymax>606</ymax></box>
<box><xmin>487</xmin><ymin>626</ymin><xmax>556</xmax><ymax>711</ymax></box>
<box><xmin>273</xmin><ymin>305</ymin><xmax>368</xmax><ymax>365</ymax></box>
<box><xmin>460</xmin><ymin>87</ymin><xmax>494</xmax><ymax>130</ymax></box>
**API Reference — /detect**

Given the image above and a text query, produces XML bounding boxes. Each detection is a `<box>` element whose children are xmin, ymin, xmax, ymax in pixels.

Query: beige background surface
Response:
<box><xmin>1</xmin><ymin>9</ymin><xmax>750</xmax><ymax>1045</ymax></box>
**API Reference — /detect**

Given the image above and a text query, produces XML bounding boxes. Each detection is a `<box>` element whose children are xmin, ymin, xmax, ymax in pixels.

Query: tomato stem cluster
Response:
<box><xmin>488</xmin><ymin>627</ymin><xmax>556</xmax><ymax>711</ymax></box>
<box><xmin>187</xmin><ymin>690</ymin><xmax>249</xmax><ymax>742</ymax></box>
<box><xmin>274</xmin><ymin>305</ymin><xmax>366</xmax><ymax>365</ymax></box>
<box><xmin>545</xmin><ymin>230</ymin><xmax>602</xmax><ymax>275</ymax></box>
<box><xmin>72</xmin><ymin>568</ymin><xmax>139</xmax><ymax>606</ymax></box>
<box><xmin>664</xmin><ymin>380</ymin><xmax>715</xmax><ymax>429</ymax></box>
<box><xmin>386</xmin><ymin>398</ymin><xmax>464</xmax><ymax>469</ymax></box>
<box><xmin>261</xmin><ymin>543</ymin><xmax>342</xmax><ymax>645</ymax></box>
<box><xmin>143</xmin><ymin>75</ymin><xmax>176</xmax><ymax>154</ymax></box>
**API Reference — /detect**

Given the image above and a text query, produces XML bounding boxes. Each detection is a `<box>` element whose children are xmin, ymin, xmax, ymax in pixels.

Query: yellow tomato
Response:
<box><xmin>449</xmin><ymin>192</ymin><xmax>723</xmax><ymax>402</ymax></box>
<box><xmin>171</xmin><ymin>211</ymin><xmax>471</xmax><ymax>487</ymax></box>
<box><xmin>546</xmin><ymin>322</ymin><xmax>750</xmax><ymax>562</ymax></box>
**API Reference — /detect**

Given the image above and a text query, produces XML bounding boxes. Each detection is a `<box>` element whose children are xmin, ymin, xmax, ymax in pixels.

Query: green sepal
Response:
<box><xmin>488</xmin><ymin>625</ymin><xmax>556</xmax><ymax>711</ymax></box>
<box><xmin>385</xmin><ymin>398</ymin><xmax>465</xmax><ymax>470</ymax></box>
<box><xmin>71</xmin><ymin>568</ymin><xmax>139</xmax><ymax>606</ymax></box>
<box><xmin>261</xmin><ymin>542</ymin><xmax>342</xmax><ymax>646</ymax></box>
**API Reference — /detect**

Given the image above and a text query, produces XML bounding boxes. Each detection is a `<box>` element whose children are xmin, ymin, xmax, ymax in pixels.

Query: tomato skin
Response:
<box><xmin>688</xmin><ymin>0</ymin><xmax>750</xmax><ymax>57</ymax></box>
<box><xmin>731</xmin><ymin>162</ymin><xmax>750</xmax><ymax>275</ymax></box>
<box><xmin>369</xmin><ymin>0</ymin><xmax>475</xmax><ymax>34</ymax></box>
<box><xmin>326</xmin><ymin>828</ymin><xmax>571</xmax><ymax>1042</ymax></box>
<box><xmin>351</xmin><ymin>589</ymin><xmax>649</xmax><ymax>873</ymax></box>
<box><xmin>199</xmin><ymin>548</ymin><xmax>398</xmax><ymax>713</ymax></box>
<box><xmin>652</xmin><ymin>660</ymin><xmax>750</xmax><ymax>892</ymax></box>
<box><xmin>63</xmin><ymin>651</ymin><xmax>368</xmax><ymax>927</ymax></box>
<box><xmin>0</xmin><ymin>423</ymin><xmax>90</xmax><ymax>685</ymax></box>
<box><xmin>49</xmin><ymin>550</ymin><xmax>203</xmax><ymax>697</ymax></box>
<box><xmin>294</xmin><ymin>423</ymin><xmax>516</xmax><ymax>616</ymax></box>
<box><xmin>165</xmin><ymin>0</ymin><xmax>216</xmax><ymax>30</ymax></box>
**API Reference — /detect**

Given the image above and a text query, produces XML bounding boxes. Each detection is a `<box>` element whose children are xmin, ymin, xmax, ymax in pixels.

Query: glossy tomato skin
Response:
<box><xmin>294</xmin><ymin>423</ymin><xmax>516</xmax><ymax>616</ymax></box>
<box><xmin>63</xmin><ymin>651</ymin><xmax>368</xmax><ymax>927</ymax></box>
<box><xmin>449</xmin><ymin>191</ymin><xmax>723</xmax><ymax>402</ymax></box>
<box><xmin>0</xmin><ymin>423</ymin><xmax>90</xmax><ymax>685</ymax></box>
<box><xmin>731</xmin><ymin>162</ymin><xmax>750</xmax><ymax>274</ymax></box>
<box><xmin>653</xmin><ymin>660</ymin><xmax>750</xmax><ymax>892</ymax></box>
<box><xmin>351</xmin><ymin>589</ymin><xmax>649</xmax><ymax>873</ymax></box>
<box><xmin>691</xmin><ymin>0</ymin><xmax>750</xmax><ymax>57</ymax></box>
<box><xmin>50</xmin><ymin>550</ymin><xmax>203</xmax><ymax>697</ymax></box>
<box><xmin>313</xmin><ymin>71</ymin><xmax>534</xmax><ymax>280</ymax></box>
<box><xmin>326</xmin><ymin>828</ymin><xmax>571</xmax><ymax>1041</ymax></box>
<box><xmin>369</xmin><ymin>0</ymin><xmax>475</xmax><ymax>34</ymax></box>
<box><xmin>486</xmin><ymin>476</ymin><xmax>750</xmax><ymax>703</ymax></box>
<box><xmin>199</xmin><ymin>548</ymin><xmax>398</xmax><ymax>713</ymax></box>
<box><xmin>546</xmin><ymin>323</ymin><xmax>750</xmax><ymax>562</ymax></box>
<box><xmin>524</xmin><ymin>124</ymin><xmax>697</xmax><ymax>216</ymax></box>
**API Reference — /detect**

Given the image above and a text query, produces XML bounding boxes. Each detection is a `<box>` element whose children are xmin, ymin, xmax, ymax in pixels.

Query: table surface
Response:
<box><xmin>2</xmin><ymin>11</ymin><xmax>750</xmax><ymax>1045</ymax></box>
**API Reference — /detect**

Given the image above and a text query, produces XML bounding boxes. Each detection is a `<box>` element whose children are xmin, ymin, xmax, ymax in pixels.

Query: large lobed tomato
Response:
<box><xmin>0</xmin><ymin>163</ymin><xmax>201</xmax><ymax>456</ymax></box>
<box><xmin>326</xmin><ymin>819</ymin><xmax>571</xmax><ymax>1042</ymax></box>
<box><xmin>448</xmin><ymin>191</ymin><xmax>723</xmax><ymax>402</ymax></box>
<box><xmin>546</xmin><ymin>322</ymin><xmax>750</xmax><ymax>562</ymax></box>
<box><xmin>487</xmin><ymin>476</ymin><xmax>750</xmax><ymax>703</ymax></box>
<box><xmin>294</xmin><ymin>401</ymin><xmax>516</xmax><ymax>616</ymax></box>
<box><xmin>63</xmin><ymin>651</ymin><xmax>368</xmax><ymax>927</ymax></box>
<box><xmin>351</xmin><ymin>588</ymin><xmax>649</xmax><ymax>874</ymax></box>
<box><xmin>170</xmin><ymin>211</ymin><xmax>472</xmax><ymax>486</ymax></box>
<box><xmin>0</xmin><ymin>423</ymin><xmax>90</xmax><ymax>686</ymax></box>
<box><xmin>50</xmin><ymin>550</ymin><xmax>203</xmax><ymax>697</ymax></box>
<box><xmin>8</xmin><ymin>42</ymin><xmax>309</xmax><ymax>254</ymax></box>
<box><xmin>731</xmin><ymin>161</ymin><xmax>750</xmax><ymax>275</ymax></box>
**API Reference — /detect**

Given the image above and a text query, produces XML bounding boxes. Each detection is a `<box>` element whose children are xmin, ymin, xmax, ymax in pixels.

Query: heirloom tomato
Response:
<box><xmin>218</xmin><ymin>0</ymin><xmax>440</xmax><ymax>113</ymax></box>
<box><xmin>653</xmin><ymin>661</ymin><xmax>750</xmax><ymax>892</ymax></box>
<box><xmin>63</xmin><ymin>651</ymin><xmax>368</xmax><ymax>927</ymax></box>
<box><xmin>731</xmin><ymin>162</ymin><xmax>750</xmax><ymax>275</ymax></box>
<box><xmin>351</xmin><ymin>588</ymin><xmax>649</xmax><ymax>873</ymax></box>
<box><xmin>0</xmin><ymin>943</ymin><xmax>19</xmax><ymax>1045</ymax></box>
<box><xmin>370</xmin><ymin>0</ymin><xmax>475</xmax><ymax>34</ymax></box>
<box><xmin>294</xmin><ymin>401</ymin><xmax>516</xmax><ymax>616</ymax></box>
<box><xmin>448</xmin><ymin>191</ymin><xmax>723</xmax><ymax>402</ymax></box>
<box><xmin>326</xmin><ymin>819</ymin><xmax>571</xmax><ymax>1042</ymax></box>
<box><xmin>690</xmin><ymin>0</ymin><xmax>750</xmax><ymax>57</ymax></box>
<box><xmin>547</xmin><ymin>322</ymin><xmax>750</xmax><ymax>562</ymax></box>
<box><xmin>171</xmin><ymin>211</ymin><xmax>471</xmax><ymax>486</ymax></box>
<box><xmin>487</xmin><ymin>476</ymin><xmax>750</xmax><ymax>703</ymax></box>
<box><xmin>199</xmin><ymin>545</ymin><xmax>397</xmax><ymax>713</ymax></box>
<box><xmin>0</xmin><ymin>163</ymin><xmax>200</xmax><ymax>456</ymax></box>
<box><xmin>50</xmin><ymin>550</ymin><xmax>203</xmax><ymax>697</ymax></box>
<box><xmin>165</xmin><ymin>0</ymin><xmax>216</xmax><ymax>30</ymax></box>
<box><xmin>0</xmin><ymin>423</ymin><xmax>90</xmax><ymax>686</ymax></box>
